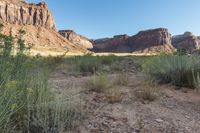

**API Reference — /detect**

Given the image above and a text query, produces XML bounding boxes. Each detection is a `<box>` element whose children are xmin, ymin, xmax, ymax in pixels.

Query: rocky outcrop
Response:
<box><xmin>128</xmin><ymin>28</ymin><xmax>175</xmax><ymax>53</ymax></box>
<box><xmin>92</xmin><ymin>28</ymin><xmax>175</xmax><ymax>53</ymax></box>
<box><xmin>0</xmin><ymin>0</ymin><xmax>56</xmax><ymax>30</ymax></box>
<box><xmin>172</xmin><ymin>32</ymin><xmax>199</xmax><ymax>52</ymax></box>
<box><xmin>59</xmin><ymin>30</ymin><xmax>93</xmax><ymax>49</ymax></box>
<box><xmin>1</xmin><ymin>24</ymin><xmax>88</xmax><ymax>56</ymax></box>
<box><xmin>92</xmin><ymin>34</ymin><xmax>130</xmax><ymax>52</ymax></box>
<box><xmin>0</xmin><ymin>0</ymin><xmax>88</xmax><ymax>56</ymax></box>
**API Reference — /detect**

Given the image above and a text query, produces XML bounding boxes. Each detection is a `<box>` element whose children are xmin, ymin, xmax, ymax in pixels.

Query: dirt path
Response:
<box><xmin>49</xmin><ymin>61</ymin><xmax>200</xmax><ymax>133</ymax></box>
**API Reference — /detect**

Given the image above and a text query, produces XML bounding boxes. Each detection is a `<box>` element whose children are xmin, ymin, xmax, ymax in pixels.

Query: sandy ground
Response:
<box><xmin>49</xmin><ymin>58</ymin><xmax>200</xmax><ymax>133</ymax></box>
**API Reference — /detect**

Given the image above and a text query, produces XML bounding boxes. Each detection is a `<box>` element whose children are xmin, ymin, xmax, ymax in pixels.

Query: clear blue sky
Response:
<box><xmin>27</xmin><ymin>0</ymin><xmax>200</xmax><ymax>39</ymax></box>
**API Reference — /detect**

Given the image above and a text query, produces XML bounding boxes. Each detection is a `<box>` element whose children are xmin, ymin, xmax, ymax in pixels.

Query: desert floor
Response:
<box><xmin>49</xmin><ymin>56</ymin><xmax>200</xmax><ymax>133</ymax></box>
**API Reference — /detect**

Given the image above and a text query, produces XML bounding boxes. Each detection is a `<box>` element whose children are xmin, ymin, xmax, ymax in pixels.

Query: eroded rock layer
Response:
<box><xmin>0</xmin><ymin>0</ymin><xmax>56</xmax><ymax>30</ymax></box>
<box><xmin>92</xmin><ymin>28</ymin><xmax>175</xmax><ymax>53</ymax></box>
<box><xmin>92</xmin><ymin>34</ymin><xmax>130</xmax><ymax>52</ymax></box>
<box><xmin>172</xmin><ymin>32</ymin><xmax>199</xmax><ymax>52</ymax></box>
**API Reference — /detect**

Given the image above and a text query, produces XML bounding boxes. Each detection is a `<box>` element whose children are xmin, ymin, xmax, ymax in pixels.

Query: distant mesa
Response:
<box><xmin>92</xmin><ymin>28</ymin><xmax>175</xmax><ymax>54</ymax></box>
<box><xmin>92</xmin><ymin>34</ymin><xmax>130</xmax><ymax>53</ymax></box>
<box><xmin>172</xmin><ymin>32</ymin><xmax>200</xmax><ymax>52</ymax></box>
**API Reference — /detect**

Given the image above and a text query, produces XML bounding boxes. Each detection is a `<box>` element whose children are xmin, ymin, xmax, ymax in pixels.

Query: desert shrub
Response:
<box><xmin>99</xmin><ymin>55</ymin><xmax>117</xmax><ymax>65</ymax></box>
<box><xmin>142</xmin><ymin>54</ymin><xmax>200</xmax><ymax>88</ymax></box>
<box><xmin>86</xmin><ymin>73</ymin><xmax>123</xmax><ymax>103</ymax></box>
<box><xmin>86</xmin><ymin>73</ymin><xmax>109</xmax><ymax>92</ymax></box>
<box><xmin>173</xmin><ymin>49</ymin><xmax>188</xmax><ymax>56</ymax></box>
<box><xmin>140</xmin><ymin>79</ymin><xmax>159</xmax><ymax>101</ymax></box>
<box><xmin>43</xmin><ymin>55</ymin><xmax>64</xmax><ymax>71</ymax></box>
<box><xmin>76</xmin><ymin>55</ymin><xmax>101</xmax><ymax>74</ymax></box>
<box><xmin>114</xmin><ymin>72</ymin><xmax>129</xmax><ymax>86</ymax></box>
<box><xmin>110</xmin><ymin>63</ymin><xmax>123</xmax><ymax>72</ymax></box>
<box><xmin>73</xmin><ymin>55</ymin><xmax>118</xmax><ymax>74</ymax></box>
<box><xmin>105</xmin><ymin>87</ymin><xmax>123</xmax><ymax>104</ymax></box>
<box><xmin>193</xmin><ymin>72</ymin><xmax>200</xmax><ymax>92</ymax></box>
<box><xmin>0</xmin><ymin>33</ymin><xmax>82</xmax><ymax>132</ymax></box>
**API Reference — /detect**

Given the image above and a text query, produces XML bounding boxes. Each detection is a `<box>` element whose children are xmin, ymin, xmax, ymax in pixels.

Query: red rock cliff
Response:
<box><xmin>92</xmin><ymin>28</ymin><xmax>175</xmax><ymax>53</ymax></box>
<box><xmin>128</xmin><ymin>28</ymin><xmax>174</xmax><ymax>53</ymax></box>
<box><xmin>0</xmin><ymin>0</ymin><xmax>56</xmax><ymax>30</ymax></box>
<box><xmin>172</xmin><ymin>32</ymin><xmax>199</xmax><ymax>52</ymax></box>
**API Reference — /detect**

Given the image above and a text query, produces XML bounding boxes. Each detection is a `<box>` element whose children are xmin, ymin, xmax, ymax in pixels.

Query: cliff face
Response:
<box><xmin>92</xmin><ymin>28</ymin><xmax>175</xmax><ymax>53</ymax></box>
<box><xmin>92</xmin><ymin>35</ymin><xmax>130</xmax><ymax>52</ymax></box>
<box><xmin>59</xmin><ymin>30</ymin><xmax>93</xmax><ymax>49</ymax></box>
<box><xmin>0</xmin><ymin>0</ymin><xmax>88</xmax><ymax>56</ymax></box>
<box><xmin>128</xmin><ymin>28</ymin><xmax>175</xmax><ymax>53</ymax></box>
<box><xmin>172</xmin><ymin>32</ymin><xmax>199</xmax><ymax>52</ymax></box>
<box><xmin>0</xmin><ymin>0</ymin><xmax>56</xmax><ymax>30</ymax></box>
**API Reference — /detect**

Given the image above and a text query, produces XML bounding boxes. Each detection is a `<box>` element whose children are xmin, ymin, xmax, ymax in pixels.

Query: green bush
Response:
<box><xmin>142</xmin><ymin>54</ymin><xmax>200</xmax><ymax>88</ymax></box>
<box><xmin>74</xmin><ymin>55</ymin><xmax>117</xmax><ymax>74</ymax></box>
<box><xmin>0</xmin><ymin>33</ymin><xmax>82</xmax><ymax>132</ymax></box>
<box><xmin>78</xmin><ymin>57</ymin><xmax>100</xmax><ymax>74</ymax></box>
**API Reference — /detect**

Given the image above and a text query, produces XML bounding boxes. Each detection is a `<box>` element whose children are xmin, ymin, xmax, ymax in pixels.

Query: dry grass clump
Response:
<box><xmin>114</xmin><ymin>72</ymin><xmax>129</xmax><ymax>86</ymax></box>
<box><xmin>140</xmin><ymin>79</ymin><xmax>159</xmax><ymax>101</ymax></box>
<box><xmin>86</xmin><ymin>73</ymin><xmax>109</xmax><ymax>92</ymax></box>
<box><xmin>104</xmin><ymin>87</ymin><xmax>123</xmax><ymax>104</ymax></box>
<box><xmin>86</xmin><ymin>73</ymin><xmax>124</xmax><ymax>103</ymax></box>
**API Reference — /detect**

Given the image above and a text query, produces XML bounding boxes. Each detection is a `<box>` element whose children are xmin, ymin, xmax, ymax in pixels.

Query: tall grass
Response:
<box><xmin>0</xmin><ymin>33</ymin><xmax>83</xmax><ymax>132</ymax></box>
<box><xmin>142</xmin><ymin>54</ymin><xmax>200</xmax><ymax>88</ymax></box>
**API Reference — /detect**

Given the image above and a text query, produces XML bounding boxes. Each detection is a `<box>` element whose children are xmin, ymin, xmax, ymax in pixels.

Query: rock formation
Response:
<box><xmin>59</xmin><ymin>30</ymin><xmax>93</xmax><ymax>49</ymax></box>
<box><xmin>172</xmin><ymin>32</ymin><xmax>199</xmax><ymax>52</ymax></box>
<box><xmin>92</xmin><ymin>34</ymin><xmax>130</xmax><ymax>52</ymax></box>
<box><xmin>0</xmin><ymin>0</ymin><xmax>56</xmax><ymax>30</ymax></box>
<box><xmin>92</xmin><ymin>28</ymin><xmax>175</xmax><ymax>53</ymax></box>
<box><xmin>0</xmin><ymin>0</ymin><xmax>89</xmax><ymax>56</ymax></box>
<box><xmin>128</xmin><ymin>28</ymin><xmax>175</xmax><ymax>53</ymax></box>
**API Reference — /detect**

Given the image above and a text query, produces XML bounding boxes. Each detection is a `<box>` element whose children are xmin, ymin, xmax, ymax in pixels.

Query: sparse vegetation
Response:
<box><xmin>86</xmin><ymin>72</ymin><xmax>124</xmax><ymax>104</ymax></box>
<box><xmin>142</xmin><ymin>54</ymin><xmax>200</xmax><ymax>88</ymax></box>
<box><xmin>114</xmin><ymin>72</ymin><xmax>129</xmax><ymax>86</ymax></box>
<box><xmin>105</xmin><ymin>87</ymin><xmax>123</xmax><ymax>103</ymax></box>
<box><xmin>86</xmin><ymin>72</ymin><xmax>109</xmax><ymax>92</ymax></box>
<box><xmin>0</xmin><ymin>33</ymin><xmax>83</xmax><ymax>132</ymax></box>
<box><xmin>140</xmin><ymin>78</ymin><xmax>159</xmax><ymax>101</ymax></box>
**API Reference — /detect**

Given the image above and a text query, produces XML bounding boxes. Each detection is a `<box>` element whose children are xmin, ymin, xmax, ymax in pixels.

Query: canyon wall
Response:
<box><xmin>92</xmin><ymin>34</ymin><xmax>130</xmax><ymax>52</ymax></box>
<box><xmin>0</xmin><ymin>0</ymin><xmax>56</xmax><ymax>30</ymax></box>
<box><xmin>92</xmin><ymin>28</ymin><xmax>175</xmax><ymax>53</ymax></box>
